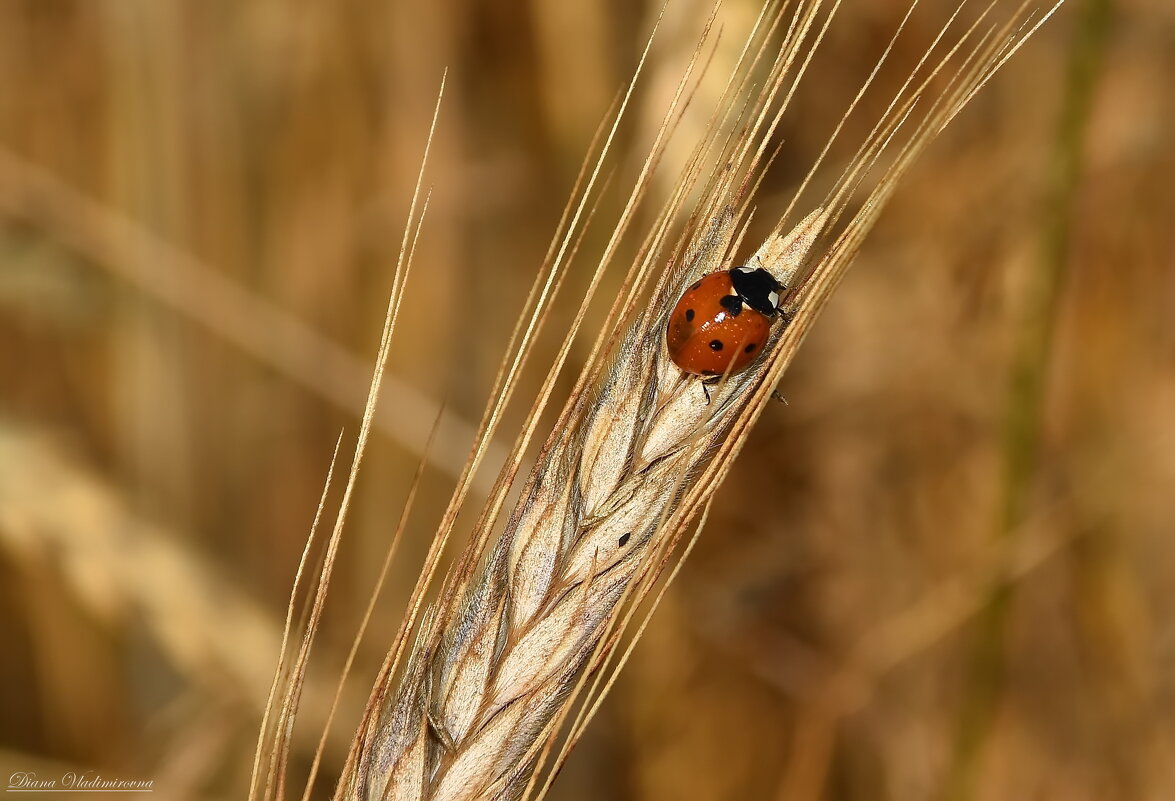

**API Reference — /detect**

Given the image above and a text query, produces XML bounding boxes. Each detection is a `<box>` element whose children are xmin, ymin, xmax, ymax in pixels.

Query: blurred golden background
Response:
<box><xmin>0</xmin><ymin>0</ymin><xmax>1172</xmax><ymax>799</ymax></box>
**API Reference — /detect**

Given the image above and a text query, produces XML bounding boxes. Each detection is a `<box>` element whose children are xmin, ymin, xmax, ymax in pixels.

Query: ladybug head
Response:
<box><xmin>728</xmin><ymin>266</ymin><xmax>783</xmax><ymax>316</ymax></box>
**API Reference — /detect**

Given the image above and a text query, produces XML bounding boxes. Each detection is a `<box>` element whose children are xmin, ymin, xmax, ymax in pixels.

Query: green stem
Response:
<box><xmin>942</xmin><ymin>0</ymin><xmax>1111</xmax><ymax>798</ymax></box>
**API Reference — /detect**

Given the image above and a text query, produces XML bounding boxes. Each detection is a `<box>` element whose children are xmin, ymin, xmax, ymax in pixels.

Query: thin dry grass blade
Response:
<box><xmin>0</xmin><ymin>145</ymin><xmax>490</xmax><ymax>487</ymax></box>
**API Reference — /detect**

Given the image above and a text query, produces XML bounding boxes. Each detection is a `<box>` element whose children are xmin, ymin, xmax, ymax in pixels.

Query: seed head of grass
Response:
<box><xmin>245</xmin><ymin>3</ymin><xmax>1067</xmax><ymax>801</ymax></box>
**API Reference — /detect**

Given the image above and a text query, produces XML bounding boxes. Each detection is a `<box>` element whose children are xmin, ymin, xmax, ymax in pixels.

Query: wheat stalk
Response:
<box><xmin>245</xmin><ymin>2</ymin><xmax>1066</xmax><ymax>800</ymax></box>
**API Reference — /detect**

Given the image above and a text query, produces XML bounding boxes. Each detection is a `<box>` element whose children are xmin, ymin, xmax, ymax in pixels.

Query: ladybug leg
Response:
<box><xmin>700</xmin><ymin>375</ymin><xmax>721</xmax><ymax>404</ymax></box>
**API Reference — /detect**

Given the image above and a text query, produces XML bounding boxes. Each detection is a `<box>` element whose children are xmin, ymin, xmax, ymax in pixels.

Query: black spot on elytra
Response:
<box><xmin>744</xmin><ymin>343</ymin><xmax>756</xmax><ymax>353</ymax></box>
<box><xmin>719</xmin><ymin>295</ymin><xmax>743</xmax><ymax>316</ymax></box>
<box><xmin>709</xmin><ymin>339</ymin><xmax>724</xmax><ymax>351</ymax></box>
<box><xmin>689</xmin><ymin>280</ymin><xmax>702</xmax><ymax>291</ymax></box>
<box><xmin>684</xmin><ymin>308</ymin><xmax>695</xmax><ymax>322</ymax></box>
<box><xmin>618</xmin><ymin>532</ymin><xmax>631</xmax><ymax>547</ymax></box>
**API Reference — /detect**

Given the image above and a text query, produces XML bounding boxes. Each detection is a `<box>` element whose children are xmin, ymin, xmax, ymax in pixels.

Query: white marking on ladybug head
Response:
<box><xmin>767</xmin><ymin>289</ymin><xmax>780</xmax><ymax>309</ymax></box>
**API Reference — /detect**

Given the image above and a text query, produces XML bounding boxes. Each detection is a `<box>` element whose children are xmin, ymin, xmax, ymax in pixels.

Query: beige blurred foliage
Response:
<box><xmin>0</xmin><ymin>0</ymin><xmax>1172</xmax><ymax>800</ymax></box>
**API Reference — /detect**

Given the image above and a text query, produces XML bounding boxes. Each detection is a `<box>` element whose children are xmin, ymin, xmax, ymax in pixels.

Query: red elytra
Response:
<box><xmin>665</xmin><ymin>267</ymin><xmax>783</xmax><ymax>378</ymax></box>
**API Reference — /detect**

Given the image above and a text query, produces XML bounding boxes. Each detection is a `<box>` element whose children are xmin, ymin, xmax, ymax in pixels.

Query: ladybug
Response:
<box><xmin>665</xmin><ymin>265</ymin><xmax>785</xmax><ymax>379</ymax></box>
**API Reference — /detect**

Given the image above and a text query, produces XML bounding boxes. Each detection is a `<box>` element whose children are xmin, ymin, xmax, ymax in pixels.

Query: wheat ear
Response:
<box><xmin>330</xmin><ymin>2</ymin><xmax>1068</xmax><ymax>797</ymax></box>
<box><xmin>238</xmin><ymin>2</ymin><xmax>1067</xmax><ymax>799</ymax></box>
<box><xmin>344</xmin><ymin>205</ymin><xmax>828</xmax><ymax>801</ymax></box>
